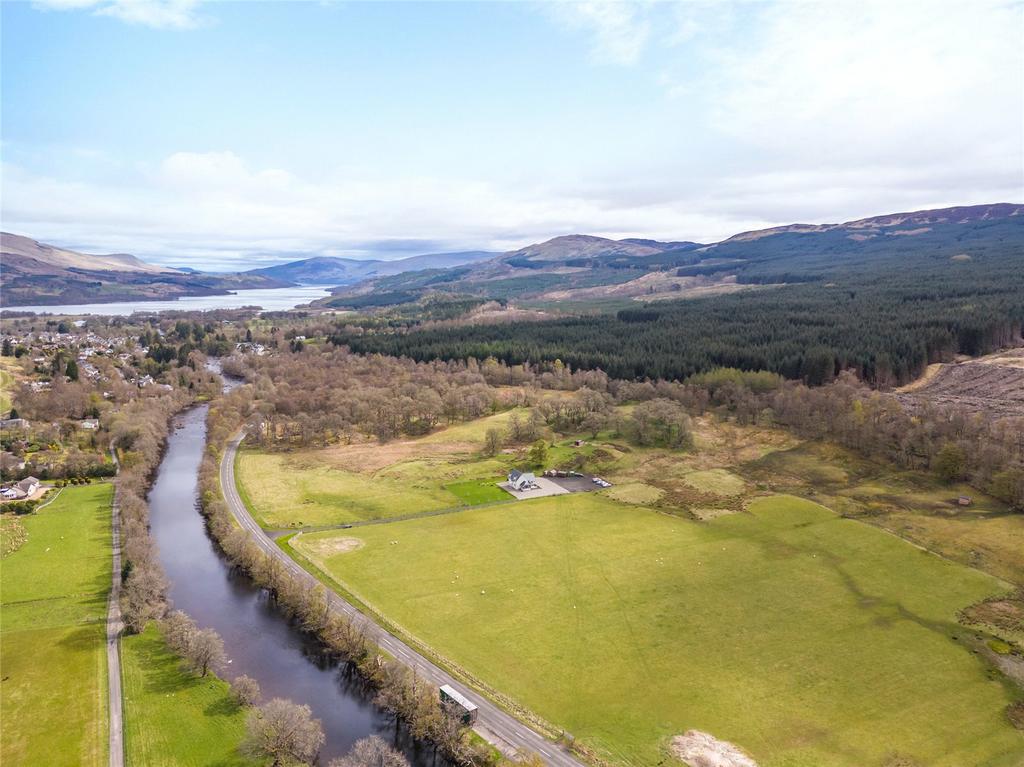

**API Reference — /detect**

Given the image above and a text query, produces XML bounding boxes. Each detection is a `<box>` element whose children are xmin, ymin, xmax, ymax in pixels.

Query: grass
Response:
<box><xmin>121</xmin><ymin>623</ymin><xmax>257</xmax><ymax>767</ymax></box>
<box><xmin>0</xmin><ymin>483</ymin><xmax>112</xmax><ymax>767</ymax></box>
<box><xmin>445</xmin><ymin>478</ymin><xmax>510</xmax><ymax>505</ymax></box>
<box><xmin>680</xmin><ymin>468</ymin><xmax>747</xmax><ymax>496</ymax></box>
<box><xmin>744</xmin><ymin>443</ymin><xmax>1024</xmax><ymax>584</ymax></box>
<box><xmin>602</xmin><ymin>481</ymin><xmax>664</xmax><ymax>505</ymax></box>
<box><xmin>0</xmin><ymin>367</ymin><xmax>13</xmax><ymax>414</ymax></box>
<box><xmin>236</xmin><ymin>449</ymin><xmax>459</xmax><ymax>527</ymax></box>
<box><xmin>294</xmin><ymin>493</ymin><xmax>1022</xmax><ymax>767</ymax></box>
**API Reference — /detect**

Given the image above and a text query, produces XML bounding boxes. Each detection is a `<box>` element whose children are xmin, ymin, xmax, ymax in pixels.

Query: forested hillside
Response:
<box><xmin>336</xmin><ymin>216</ymin><xmax>1024</xmax><ymax>385</ymax></box>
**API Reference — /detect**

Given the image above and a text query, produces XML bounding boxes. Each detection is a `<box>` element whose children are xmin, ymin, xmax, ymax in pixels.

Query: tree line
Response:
<box><xmin>331</xmin><ymin>221</ymin><xmax>1023</xmax><ymax>386</ymax></box>
<box><xmin>200</xmin><ymin>387</ymin><xmax>527</xmax><ymax>767</ymax></box>
<box><xmin>226</xmin><ymin>346</ymin><xmax>1023</xmax><ymax>511</ymax></box>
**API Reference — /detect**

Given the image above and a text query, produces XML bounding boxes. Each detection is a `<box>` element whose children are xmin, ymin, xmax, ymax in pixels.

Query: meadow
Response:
<box><xmin>0</xmin><ymin>365</ymin><xmax>14</xmax><ymax>414</ymax></box>
<box><xmin>0</xmin><ymin>484</ymin><xmax>112</xmax><ymax>767</ymax></box>
<box><xmin>292</xmin><ymin>492</ymin><xmax>1023</xmax><ymax>767</ymax></box>
<box><xmin>236</xmin><ymin>409</ymin><xmax>530</xmax><ymax>528</ymax></box>
<box><xmin>121</xmin><ymin>624</ymin><xmax>255</xmax><ymax>767</ymax></box>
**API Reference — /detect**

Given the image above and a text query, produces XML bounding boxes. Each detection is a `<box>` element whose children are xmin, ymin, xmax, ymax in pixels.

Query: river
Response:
<box><xmin>3</xmin><ymin>286</ymin><xmax>332</xmax><ymax>316</ymax></box>
<box><xmin>146</xmin><ymin>403</ymin><xmax>448</xmax><ymax>765</ymax></box>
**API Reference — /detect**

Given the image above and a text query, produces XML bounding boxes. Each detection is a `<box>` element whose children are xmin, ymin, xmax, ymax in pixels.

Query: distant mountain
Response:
<box><xmin>2</xmin><ymin>233</ymin><xmax>181</xmax><ymax>275</ymax></box>
<box><xmin>244</xmin><ymin>250</ymin><xmax>498</xmax><ymax>286</ymax></box>
<box><xmin>319</xmin><ymin>203</ymin><xmax>1022</xmax><ymax>308</ymax></box>
<box><xmin>724</xmin><ymin>203</ymin><xmax>1022</xmax><ymax>243</ymax></box>
<box><xmin>0</xmin><ymin>232</ymin><xmax>287</xmax><ymax>307</ymax></box>
<box><xmin>504</xmin><ymin>235</ymin><xmax>665</xmax><ymax>262</ymax></box>
<box><xmin>619</xmin><ymin>238</ymin><xmax>703</xmax><ymax>251</ymax></box>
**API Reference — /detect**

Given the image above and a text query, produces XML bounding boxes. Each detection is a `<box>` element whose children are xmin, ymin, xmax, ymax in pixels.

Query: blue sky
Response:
<box><xmin>2</xmin><ymin>0</ymin><xmax>1021</xmax><ymax>270</ymax></box>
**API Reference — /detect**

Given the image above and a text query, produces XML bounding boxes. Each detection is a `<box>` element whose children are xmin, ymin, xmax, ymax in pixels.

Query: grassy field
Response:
<box><xmin>237</xmin><ymin>449</ymin><xmax>463</xmax><ymax>527</ymax></box>
<box><xmin>0</xmin><ymin>370</ymin><xmax>12</xmax><ymax>414</ymax></box>
<box><xmin>0</xmin><ymin>484</ymin><xmax>112</xmax><ymax>767</ymax></box>
<box><xmin>742</xmin><ymin>442</ymin><xmax>1024</xmax><ymax>584</ymax></box>
<box><xmin>122</xmin><ymin>623</ymin><xmax>256</xmax><ymax>767</ymax></box>
<box><xmin>236</xmin><ymin>409</ymin><xmax>539</xmax><ymax>527</ymax></box>
<box><xmin>293</xmin><ymin>493</ymin><xmax>1022</xmax><ymax>767</ymax></box>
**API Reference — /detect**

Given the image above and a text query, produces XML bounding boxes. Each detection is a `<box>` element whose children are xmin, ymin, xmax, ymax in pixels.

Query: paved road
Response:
<box><xmin>221</xmin><ymin>434</ymin><xmax>585</xmax><ymax>767</ymax></box>
<box><xmin>106</xmin><ymin>468</ymin><xmax>125</xmax><ymax>767</ymax></box>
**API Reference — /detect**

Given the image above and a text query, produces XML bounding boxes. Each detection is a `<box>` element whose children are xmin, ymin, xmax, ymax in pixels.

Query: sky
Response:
<box><xmin>2</xmin><ymin>0</ymin><xmax>1022</xmax><ymax>271</ymax></box>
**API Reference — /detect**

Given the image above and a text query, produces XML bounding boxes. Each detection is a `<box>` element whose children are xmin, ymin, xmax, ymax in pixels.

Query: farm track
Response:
<box><xmin>896</xmin><ymin>354</ymin><xmax>1024</xmax><ymax>419</ymax></box>
<box><xmin>221</xmin><ymin>433</ymin><xmax>586</xmax><ymax>767</ymax></box>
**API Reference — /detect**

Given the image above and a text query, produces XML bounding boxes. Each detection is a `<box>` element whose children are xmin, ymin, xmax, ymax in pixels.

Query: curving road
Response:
<box><xmin>221</xmin><ymin>433</ymin><xmax>585</xmax><ymax>767</ymax></box>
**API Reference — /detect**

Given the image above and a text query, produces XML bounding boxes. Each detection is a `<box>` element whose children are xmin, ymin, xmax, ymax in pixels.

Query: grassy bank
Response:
<box><xmin>0</xmin><ymin>483</ymin><xmax>112</xmax><ymax>766</ymax></box>
<box><xmin>294</xmin><ymin>493</ymin><xmax>1022</xmax><ymax>767</ymax></box>
<box><xmin>121</xmin><ymin>623</ymin><xmax>256</xmax><ymax>767</ymax></box>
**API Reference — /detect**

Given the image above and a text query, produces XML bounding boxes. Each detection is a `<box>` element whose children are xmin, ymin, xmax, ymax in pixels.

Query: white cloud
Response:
<box><xmin>5</xmin><ymin>143</ymin><xmax>1017</xmax><ymax>271</ymax></box>
<box><xmin>547</xmin><ymin>0</ymin><xmax>651</xmax><ymax>65</ymax></box>
<box><xmin>32</xmin><ymin>0</ymin><xmax>205</xmax><ymax>29</ymax></box>
<box><xmin>706</xmin><ymin>1</ymin><xmax>1022</xmax><ymax>166</ymax></box>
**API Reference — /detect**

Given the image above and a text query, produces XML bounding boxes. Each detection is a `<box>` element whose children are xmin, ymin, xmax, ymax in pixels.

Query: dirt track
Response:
<box><xmin>896</xmin><ymin>349</ymin><xmax>1024</xmax><ymax>419</ymax></box>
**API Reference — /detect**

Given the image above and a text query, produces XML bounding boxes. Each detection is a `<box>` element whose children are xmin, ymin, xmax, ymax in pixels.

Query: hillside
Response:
<box><xmin>245</xmin><ymin>250</ymin><xmax>497</xmax><ymax>286</ymax></box>
<box><xmin>327</xmin><ymin>204</ymin><xmax>1024</xmax><ymax>386</ymax></box>
<box><xmin>1</xmin><ymin>233</ymin><xmax>180</xmax><ymax>274</ymax></box>
<box><xmin>318</xmin><ymin>203</ymin><xmax>1022</xmax><ymax>309</ymax></box>
<box><xmin>0</xmin><ymin>233</ymin><xmax>287</xmax><ymax>307</ymax></box>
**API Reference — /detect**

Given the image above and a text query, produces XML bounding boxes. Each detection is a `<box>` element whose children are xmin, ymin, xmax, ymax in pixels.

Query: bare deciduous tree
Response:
<box><xmin>230</xmin><ymin>674</ymin><xmax>261</xmax><ymax>707</ymax></box>
<box><xmin>327</xmin><ymin>736</ymin><xmax>410</xmax><ymax>767</ymax></box>
<box><xmin>482</xmin><ymin>428</ymin><xmax>502</xmax><ymax>457</ymax></box>
<box><xmin>243</xmin><ymin>698</ymin><xmax>325</xmax><ymax>767</ymax></box>
<box><xmin>183</xmin><ymin>627</ymin><xmax>226</xmax><ymax>677</ymax></box>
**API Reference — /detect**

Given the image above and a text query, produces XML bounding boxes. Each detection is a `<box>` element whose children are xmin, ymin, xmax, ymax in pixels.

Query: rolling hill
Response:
<box><xmin>317</xmin><ymin>203</ymin><xmax>1022</xmax><ymax>309</ymax></box>
<box><xmin>243</xmin><ymin>250</ymin><xmax>498</xmax><ymax>286</ymax></box>
<box><xmin>0</xmin><ymin>233</ymin><xmax>286</xmax><ymax>307</ymax></box>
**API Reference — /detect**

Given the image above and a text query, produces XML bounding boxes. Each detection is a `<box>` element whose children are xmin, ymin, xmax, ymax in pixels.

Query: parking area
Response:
<box><xmin>498</xmin><ymin>477</ymin><xmax>571</xmax><ymax>500</ymax></box>
<box><xmin>499</xmin><ymin>472</ymin><xmax>612</xmax><ymax>500</ymax></box>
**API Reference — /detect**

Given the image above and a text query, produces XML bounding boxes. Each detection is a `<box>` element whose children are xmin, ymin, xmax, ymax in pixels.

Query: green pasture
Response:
<box><xmin>0</xmin><ymin>483</ymin><xmax>113</xmax><ymax>767</ymax></box>
<box><xmin>122</xmin><ymin>623</ymin><xmax>256</xmax><ymax>767</ymax></box>
<box><xmin>294</xmin><ymin>493</ymin><xmax>1023</xmax><ymax>767</ymax></box>
<box><xmin>237</xmin><ymin>449</ymin><xmax>463</xmax><ymax>527</ymax></box>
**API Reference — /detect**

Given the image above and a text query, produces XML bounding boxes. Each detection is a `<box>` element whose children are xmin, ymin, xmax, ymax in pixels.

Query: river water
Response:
<box><xmin>146</xmin><ymin>405</ymin><xmax>447</xmax><ymax>765</ymax></box>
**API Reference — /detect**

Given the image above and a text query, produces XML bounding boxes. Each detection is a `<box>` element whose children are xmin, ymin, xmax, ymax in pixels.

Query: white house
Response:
<box><xmin>17</xmin><ymin>476</ymin><xmax>41</xmax><ymax>497</ymax></box>
<box><xmin>507</xmin><ymin>469</ymin><xmax>537</xmax><ymax>491</ymax></box>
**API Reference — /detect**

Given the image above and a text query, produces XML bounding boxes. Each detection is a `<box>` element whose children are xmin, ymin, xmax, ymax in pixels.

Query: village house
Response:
<box><xmin>2</xmin><ymin>475</ymin><xmax>42</xmax><ymax>500</ymax></box>
<box><xmin>0</xmin><ymin>417</ymin><xmax>31</xmax><ymax>431</ymax></box>
<box><xmin>79</xmin><ymin>419</ymin><xmax>100</xmax><ymax>430</ymax></box>
<box><xmin>18</xmin><ymin>476</ymin><xmax>41</xmax><ymax>496</ymax></box>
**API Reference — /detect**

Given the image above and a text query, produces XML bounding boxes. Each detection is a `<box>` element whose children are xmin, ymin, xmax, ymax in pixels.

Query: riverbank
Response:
<box><xmin>121</xmin><ymin>623</ymin><xmax>254</xmax><ymax>766</ymax></box>
<box><xmin>150</xmin><ymin>401</ymin><xmax>455</xmax><ymax>765</ymax></box>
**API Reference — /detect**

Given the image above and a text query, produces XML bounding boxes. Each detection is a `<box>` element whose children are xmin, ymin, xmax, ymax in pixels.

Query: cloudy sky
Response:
<box><xmin>2</xmin><ymin>0</ymin><xmax>1021</xmax><ymax>270</ymax></box>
